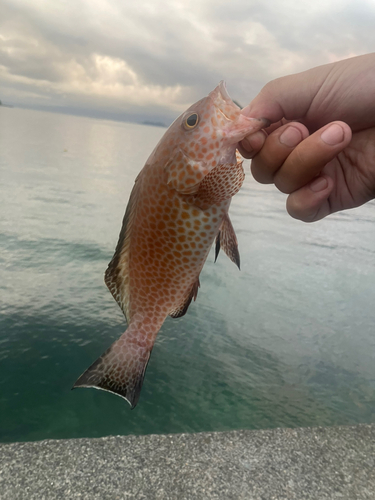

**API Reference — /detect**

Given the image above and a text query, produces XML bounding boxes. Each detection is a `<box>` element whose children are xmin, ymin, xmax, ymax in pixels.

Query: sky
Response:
<box><xmin>1</xmin><ymin>0</ymin><xmax>374</xmax><ymax>124</ymax></box>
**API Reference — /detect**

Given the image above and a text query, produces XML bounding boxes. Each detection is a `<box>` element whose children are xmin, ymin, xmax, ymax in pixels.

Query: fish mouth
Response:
<box><xmin>216</xmin><ymin>81</ymin><xmax>235</xmax><ymax>107</ymax></box>
<box><xmin>209</xmin><ymin>81</ymin><xmax>239</xmax><ymax>119</ymax></box>
<box><xmin>209</xmin><ymin>81</ymin><xmax>265</xmax><ymax>143</ymax></box>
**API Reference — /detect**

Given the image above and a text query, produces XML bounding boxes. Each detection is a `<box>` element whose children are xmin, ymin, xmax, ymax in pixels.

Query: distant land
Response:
<box><xmin>0</xmin><ymin>100</ymin><xmax>175</xmax><ymax>128</ymax></box>
<box><xmin>0</xmin><ymin>100</ymin><xmax>14</xmax><ymax>108</ymax></box>
<box><xmin>142</xmin><ymin>120</ymin><xmax>167</xmax><ymax>128</ymax></box>
<box><xmin>0</xmin><ymin>102</ymin><xmax>169</xmax><ymax>127</ymax></box>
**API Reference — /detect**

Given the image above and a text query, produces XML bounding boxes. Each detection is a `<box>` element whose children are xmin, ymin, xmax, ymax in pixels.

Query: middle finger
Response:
<box><xmin>251</xmin><ymin>122</ymin><xmax>309</xmax><ymax>184</ymax></box>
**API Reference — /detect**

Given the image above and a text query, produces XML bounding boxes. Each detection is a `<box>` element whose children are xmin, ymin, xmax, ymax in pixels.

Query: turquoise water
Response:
<box><xmin>1</xmin><ymin>107</ymin><xmax>375</xmax><ymax>443</ymax></box>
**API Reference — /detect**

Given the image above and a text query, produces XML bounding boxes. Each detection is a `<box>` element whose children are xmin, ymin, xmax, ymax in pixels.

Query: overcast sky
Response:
<box><xmin>1</xmin><ymin>0</ymin><xmax>374</xmax><ymax>123</ymax></box>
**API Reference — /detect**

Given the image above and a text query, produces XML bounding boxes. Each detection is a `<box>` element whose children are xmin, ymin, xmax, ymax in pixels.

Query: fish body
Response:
<box><xmin>74</xmin><ymin>82</ymin><xmax>264</xmax><ymax>407</ymax></box>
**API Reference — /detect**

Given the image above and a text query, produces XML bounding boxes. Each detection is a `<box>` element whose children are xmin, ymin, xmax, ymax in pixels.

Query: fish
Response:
<box><xmin>73</xmin><ymin>82</ymin><xmax>265</xmax><ymax>408</ymax></box>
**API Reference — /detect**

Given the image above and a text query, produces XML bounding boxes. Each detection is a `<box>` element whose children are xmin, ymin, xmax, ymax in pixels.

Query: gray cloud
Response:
<box><xmin>1</xmin><ymin>0</ymin><xmax>374</xmax><ymax>123</ymax></box>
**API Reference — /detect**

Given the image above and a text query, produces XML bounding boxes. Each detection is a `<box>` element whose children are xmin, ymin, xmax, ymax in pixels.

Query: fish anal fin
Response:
<box><xmin>73</xmin><ymin>327</ymin><xmax>151</xmax><ymax>409</ymax></box>
<box><xmin>169</xmin><ymin>278</ymin><xmax>200</xmax><ymax>318</ymax></box>
<box><xmin>215</xmin><ymin>214</ymin><xmax>240</xmax><ymax>270</ymax></box>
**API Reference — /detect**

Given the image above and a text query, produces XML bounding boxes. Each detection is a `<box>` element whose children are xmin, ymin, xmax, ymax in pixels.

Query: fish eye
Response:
<box><xmin>183</xmin><ymin>113</ymin><xmax>199</xmax><ymax>130</ymax></box>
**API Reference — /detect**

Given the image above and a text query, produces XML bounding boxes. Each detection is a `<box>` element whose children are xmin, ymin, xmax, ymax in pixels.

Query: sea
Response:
<box><xmin>1</xmin><ymin>106</ymin><xmax>375</xmax><ymax>444</ymax></box>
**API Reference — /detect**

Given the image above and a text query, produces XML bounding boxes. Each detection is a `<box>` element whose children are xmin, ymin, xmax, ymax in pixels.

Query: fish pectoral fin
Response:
<box><xmin>169</xmin><ymin>278</ymin><xmax>200</xmax><ymax>318</ymax></box>
<box><xmin>73</xmin><ymin>329</ymin><xmax>151</xmax><ymax>409</ymax></box>
<box><xmin>186</xmin><ymin>158</ymin><xmax>245</xmax><ymax>209</ymax></box>
<box><xmin>214</xmin><ymin>214</ymin><xmax>240</xmax><ymax>270</ymax></box>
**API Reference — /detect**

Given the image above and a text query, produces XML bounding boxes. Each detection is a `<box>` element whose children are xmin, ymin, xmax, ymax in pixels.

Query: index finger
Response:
<box><xmin>274</xmin><ymin>122</ymin><xmax>352</xmax><ymax>194</ymax></box>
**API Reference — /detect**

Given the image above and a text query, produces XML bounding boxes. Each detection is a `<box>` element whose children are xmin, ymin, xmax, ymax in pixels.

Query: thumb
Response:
<box><xmin>286</xmin><ymin>175</ymin><xmax>334</xmax><ymax>222</ymax></box>
<box><xmin>241</xmin><ymin>66</ymin><xmax>332</xmax><ymax>125</ymax></box>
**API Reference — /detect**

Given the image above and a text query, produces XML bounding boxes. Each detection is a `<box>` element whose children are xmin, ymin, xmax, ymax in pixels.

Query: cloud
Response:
<box><xmin>1</xmin><ymin>0</ymin><xmax>374</xmax><ymax>122</ymax></box>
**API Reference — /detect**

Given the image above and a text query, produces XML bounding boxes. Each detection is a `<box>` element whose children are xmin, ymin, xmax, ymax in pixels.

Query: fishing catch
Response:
<box><xmin>74</xmin><ymin>82</ymin><xmax>264</xmax><ymax>407</ymax></box>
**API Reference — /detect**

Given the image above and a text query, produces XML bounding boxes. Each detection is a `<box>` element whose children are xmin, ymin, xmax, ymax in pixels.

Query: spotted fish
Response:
<box><xmin>73</xmin><ymin>82</ymin><xmax>265</xmax><ymax>407</ymax></box>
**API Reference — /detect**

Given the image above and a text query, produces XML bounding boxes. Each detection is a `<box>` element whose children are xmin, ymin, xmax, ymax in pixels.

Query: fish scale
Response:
<box><xmin>73</xmin><ymin>82</ymin><xmax>265</xmax><ymax>407</ymax></box>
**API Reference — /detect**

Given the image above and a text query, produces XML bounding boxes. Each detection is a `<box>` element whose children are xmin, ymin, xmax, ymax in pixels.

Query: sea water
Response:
<box><xmin>1</xmin><ymin>106</ymin><xmax>375</xmax><ymax>443</ymax></box>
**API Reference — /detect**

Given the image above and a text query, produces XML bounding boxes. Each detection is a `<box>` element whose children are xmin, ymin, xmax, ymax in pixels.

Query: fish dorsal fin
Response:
<box><xmin>169</xmin><ymin>278</ymin><xmax>200</xmax><ymax>318</ymax></box>
<box><xmin>215</xmin><ymin>214</ymin><xmax>240</xmax><ymax>270</ymax></box>
<box><xmin>104</xmin><ymin>176</ymin><xmax>142</xmax><ymax>322</ymax></box>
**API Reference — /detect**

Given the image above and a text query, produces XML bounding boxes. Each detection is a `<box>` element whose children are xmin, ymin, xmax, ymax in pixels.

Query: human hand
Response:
<box><xmin>239</xmin><ymin>54</ymin><xmax>375</xmax><ymax>222</ymax></box>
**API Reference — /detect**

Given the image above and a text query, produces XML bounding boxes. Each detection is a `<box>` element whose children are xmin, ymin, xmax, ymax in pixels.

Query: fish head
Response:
<box><xmin>162</xmin><ymin>82</ymin><xmax>265</xmax><ymax>194</ymax></box>
<box><xmin>180</xmin><ymin>81</ymin><xmax>264</xmax><ymax>164</ymax></box>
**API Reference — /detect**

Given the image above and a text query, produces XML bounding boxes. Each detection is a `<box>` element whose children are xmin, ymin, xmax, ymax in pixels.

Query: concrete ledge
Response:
<box><xmin>1</xmin><ymin>425</ymin><xmax>374</xmax><ymax>499</ymax></box>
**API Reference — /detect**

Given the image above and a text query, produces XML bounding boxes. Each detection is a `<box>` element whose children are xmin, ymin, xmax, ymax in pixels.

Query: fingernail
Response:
<box><xmin>240</xmin><ymin>106</ymin><xmax>270</xmax><ymax>127</ymax></box>
<box><xmin>321</xmin><ymin>124</ymin><xmax>344</xmax><ymax>145</ymax></box>
<box><xmin>279</xmin><ymin>126</ymin><xmax>302</xmax><ymax>147</ymax></box>
<box><xmin>259</xmin><ymin>117</ymin><xmax>271</xmax><ymax>128</ymax></box>
<box><xmin>310</xmin><ymin>177</ymin><xmax>328</xmax><ymax>192</ymax></box>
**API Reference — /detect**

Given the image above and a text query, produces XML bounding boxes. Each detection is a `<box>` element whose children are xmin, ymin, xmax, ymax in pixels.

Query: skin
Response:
<box><xmin>238</xmin><ymin>53</ymin><xmax>375</xmax><ymax>222</ymax></box>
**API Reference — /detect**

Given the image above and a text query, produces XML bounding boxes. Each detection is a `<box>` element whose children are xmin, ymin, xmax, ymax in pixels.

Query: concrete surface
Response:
<box><xmin>0</xmin><ymin>424</ymin><xmax>374</xmax><ymax>499</ymax></box>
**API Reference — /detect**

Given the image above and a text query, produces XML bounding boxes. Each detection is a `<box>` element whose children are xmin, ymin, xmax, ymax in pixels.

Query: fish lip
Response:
<box><xmin>208</xmin><ymin>80</ymin><xmax>232</xmax><ymax>104</ymax></box>
<box><xmin>217</xmin><ymin>80</ymin><xmax>233</xmax><ymax>105</ymax></box>
<box><xmin>213</xmin><ymin>114</ymin><xmax>264</xmax><ymax>149</ymax></box>
<box><xmin>226</xmin><ymin>115</ymin><xmax>266</xmax><ymax>142</ymax></box>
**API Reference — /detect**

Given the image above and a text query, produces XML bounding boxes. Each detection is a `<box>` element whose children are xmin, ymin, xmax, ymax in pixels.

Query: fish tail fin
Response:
<box><xmin>73</xmin><ymin>327</ymin><xmax>152</xmax><ymax>409</ymax></box>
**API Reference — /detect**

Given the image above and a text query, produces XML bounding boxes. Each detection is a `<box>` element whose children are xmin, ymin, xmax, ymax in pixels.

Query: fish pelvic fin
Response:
<box><xmin>73</xmin><ymin>329</ymin><xmax>152</xmax><ymax>409</ymax></box>
<box><xmin>214</xmin><ymin>213</ymin><xmax>240</xmax><ymax>270</ymax></box>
